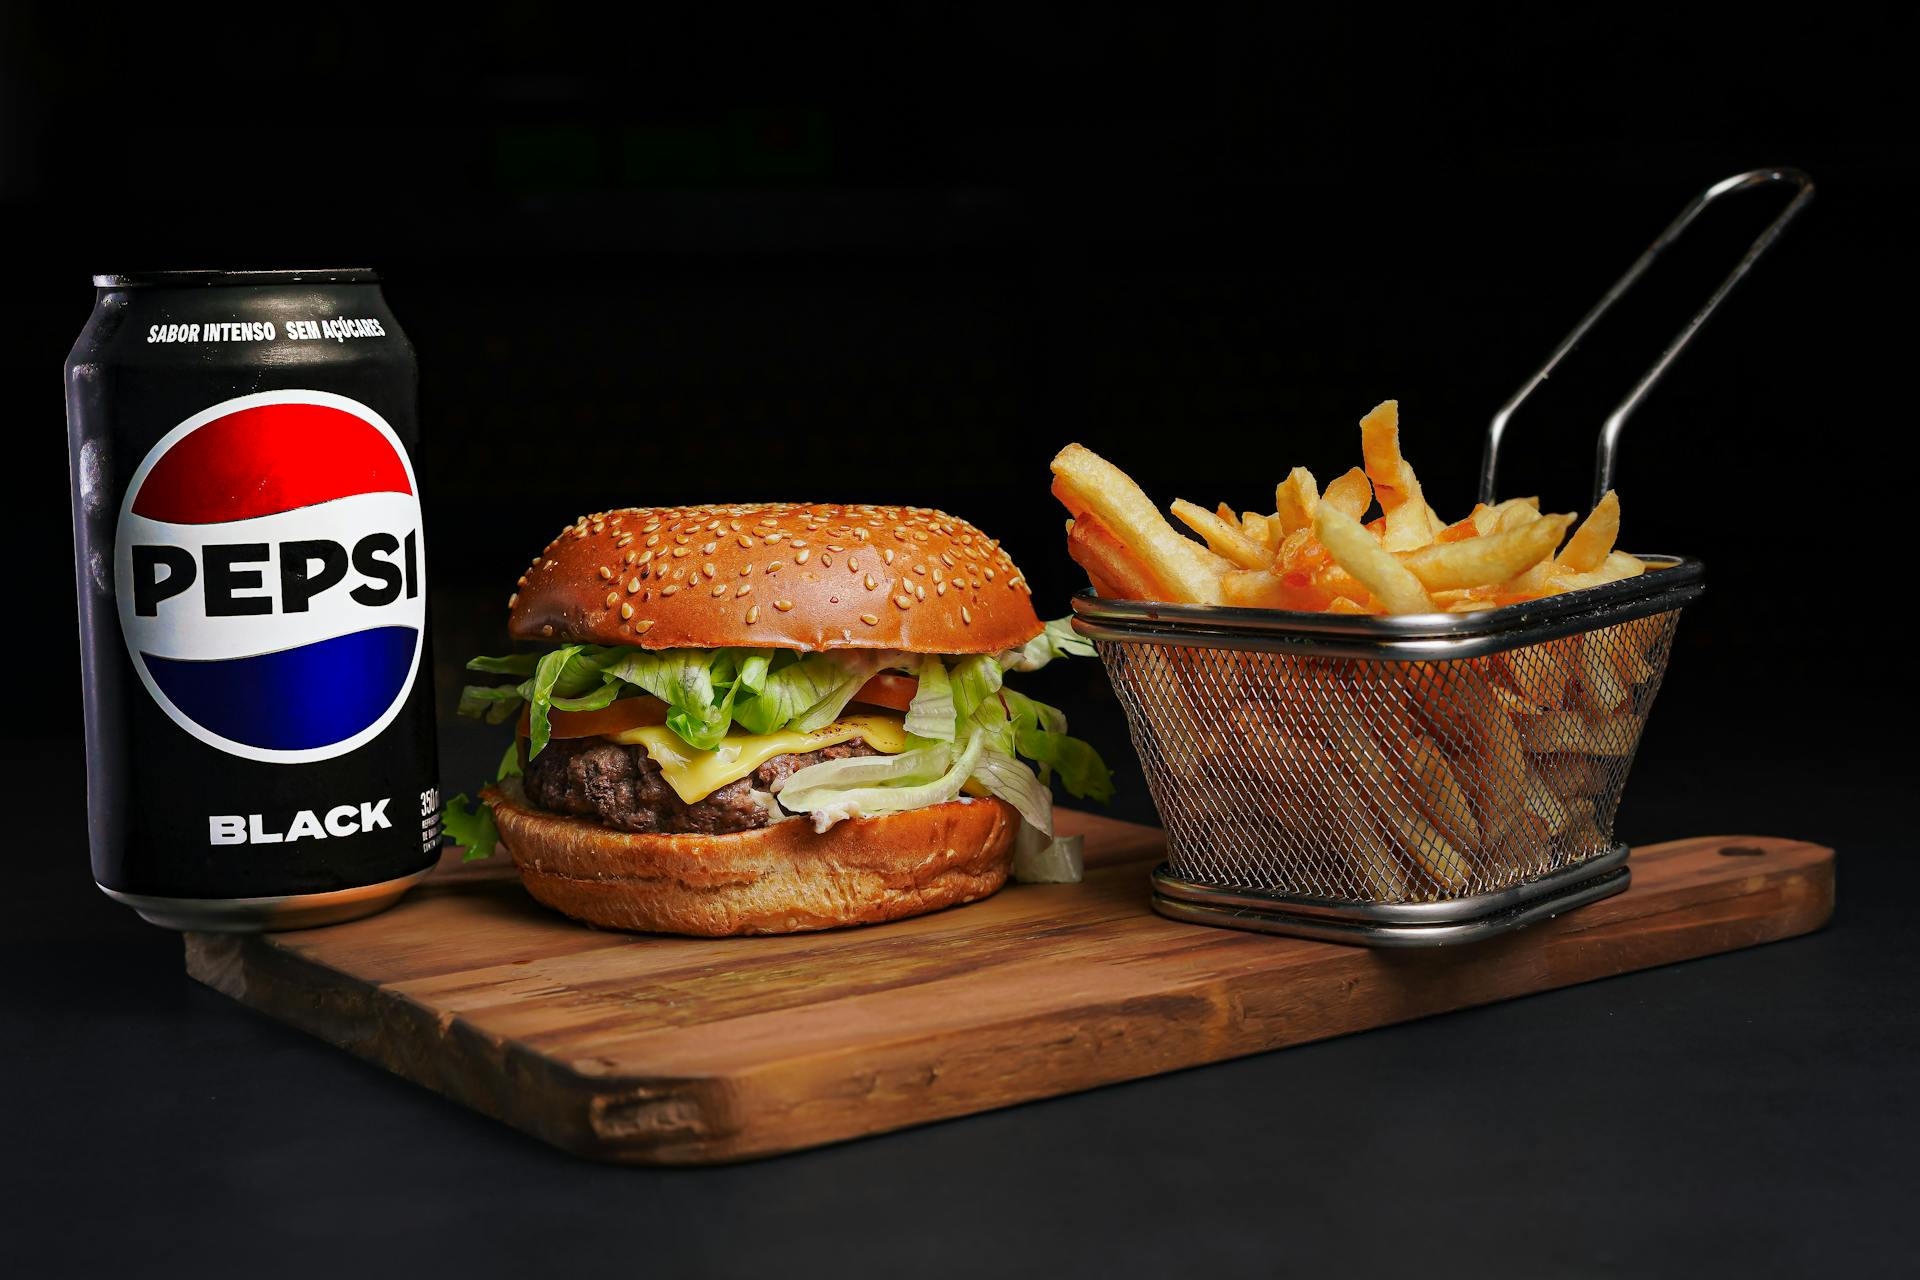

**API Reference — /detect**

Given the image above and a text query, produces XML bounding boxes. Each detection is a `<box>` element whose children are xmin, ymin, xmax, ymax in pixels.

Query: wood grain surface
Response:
<box><xmin>184</xmin><ymin>816</ymin><xmax>1833</xmax><ymax>1164</ymax></box>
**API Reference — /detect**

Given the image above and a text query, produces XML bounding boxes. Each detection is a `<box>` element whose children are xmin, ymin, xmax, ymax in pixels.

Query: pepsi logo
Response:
<box><xmin>114</xmin><ymin>390</ymin><xmax>426</xmax><ymax>764</ymax></box>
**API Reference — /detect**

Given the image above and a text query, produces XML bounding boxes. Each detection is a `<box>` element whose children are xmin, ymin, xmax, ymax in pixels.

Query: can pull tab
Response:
<box><xmin>1479</xmin><ymin>168</ymin><xmax>1815</xmax><ymax>510</ymax></box>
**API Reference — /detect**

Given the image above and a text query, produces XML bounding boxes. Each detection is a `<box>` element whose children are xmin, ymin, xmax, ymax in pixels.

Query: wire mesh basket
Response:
<box><xmin>1075</xmin><ymin>561</ymin><xmax>1701</xmax><ymax>944</ymax></box>
<box><xmin>1070</xmin><ymin>167</ymin><xmax>1809</xmax><ymax>945</ymax></box>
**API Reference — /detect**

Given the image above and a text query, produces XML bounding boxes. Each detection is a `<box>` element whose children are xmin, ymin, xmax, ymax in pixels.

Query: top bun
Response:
<box><xmin>507</xmin><ymin>503</ymin><xmax>1044</xmax><ymax>653</ymax></box>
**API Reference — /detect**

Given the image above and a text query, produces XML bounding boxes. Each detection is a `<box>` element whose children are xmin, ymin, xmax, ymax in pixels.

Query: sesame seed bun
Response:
<box><xmin>482</xmin><ymin>780</ymin><xmax>1019</xmax><ymax>936</ymax></box>
<box><xmin>507</xmin><ymin>503</ymin><xmax>1043</xmax><ymax>653</ymax></box>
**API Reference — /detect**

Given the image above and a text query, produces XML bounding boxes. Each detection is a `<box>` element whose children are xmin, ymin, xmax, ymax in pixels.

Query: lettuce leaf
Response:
<box><xmin>1001</xmin><ymin>616</ymin><xmax>1096</xmax><ymax>672</ymax></box>
<box><xmin>1001</xmin><ymin>688</ymin><xmax>1114</xmax><ymax>803</ymax></box>
<box><xmin>733</xmin><ymin>652</ymin><xmax>861</xmax><ymax>735</ymax></box>
<box><xmin>775</xmin><ymin>731</ymin><xmax>985</xmax><ymax>831</ymax></box>
<box><xmin>523</xmin><ymin>645</ymin><xmax>586</xmax><ymax>758</ymax></box>
<box><xmin>902</xmin><ymin>653</ymin><xmax>956</xmax><ymax>741</ymax></box>
<box><xmin>443</xmin><ymin>743</ymin><xmax>521</xmax><ymax>863</ymax></box>
<box><xmin>457</xmin><ymin>683</ymin><xmax>525</xmax><ymax>725</ymax></box>
<box><xmin>790</xmin><ymin>651</ymin><xmax>901</xmax><ymax>732</ymax></box>
<box><xmin>600</xmin><ymin>648</ymin><xmax>735</xmax><ymax>750</ymax></box>
<box><xmin>441</xmin><ymin>794</ymin><xmax>498</xmax><ymax>863</ymax></box>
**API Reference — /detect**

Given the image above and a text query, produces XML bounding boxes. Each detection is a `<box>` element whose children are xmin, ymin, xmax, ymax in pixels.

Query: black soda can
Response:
<box><xmin>65</xmin><ymin>269</ymin><xmax>441</xmax><ymax>931</ymax></box>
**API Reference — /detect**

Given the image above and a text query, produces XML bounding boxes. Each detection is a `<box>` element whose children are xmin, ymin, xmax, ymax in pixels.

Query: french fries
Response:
<box><xmin>1050</xmin><ymin>450</ymin><xmax>1232</xmax><ymax>605</ymax></box>
<box><xmin>1049</xmin><ymin>399</ymin><xmax>1643</xmax><ymax>616</ymax></box>
<box><xmin>1313</xmin><ymin>503</ymin><xmax>1435</xmax><ymax>615</ymax></box>
<box><xmin>1049</xmin><ymin>400</ymin><xmax>1667</xmax><ymax>898</ymax></box>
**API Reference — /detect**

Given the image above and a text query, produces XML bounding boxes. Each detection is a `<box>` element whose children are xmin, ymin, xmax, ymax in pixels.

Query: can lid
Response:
<box><xmin>92</xmin><ymin>268</ymin><xmax>380</xmax><ymax>288</ymax></box>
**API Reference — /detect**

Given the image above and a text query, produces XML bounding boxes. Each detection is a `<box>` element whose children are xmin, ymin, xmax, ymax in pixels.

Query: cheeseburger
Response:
<box><xmin>444</xmin><ymin>503</ymin><xmax>1111</xmax><ymax>936</ymax></box>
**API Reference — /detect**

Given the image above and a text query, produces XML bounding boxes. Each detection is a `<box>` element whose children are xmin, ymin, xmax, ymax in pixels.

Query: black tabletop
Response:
<box><xmin>9</xmin><ymin>717</ymin><xmax>1915</xmax><ymax>1279</ymax></box>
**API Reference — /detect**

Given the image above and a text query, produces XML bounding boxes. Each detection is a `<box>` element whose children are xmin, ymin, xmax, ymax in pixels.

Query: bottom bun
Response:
<box><xmin>482</xmin><ymin>779</ymin><xmax>1019</xmax><ymax>937</ymax></box>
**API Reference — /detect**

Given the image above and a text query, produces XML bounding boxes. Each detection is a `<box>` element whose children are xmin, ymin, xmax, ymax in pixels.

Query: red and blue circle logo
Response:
<box><xmin>114</xmin><ymin>390</ymin><xmax>426</xmax><ymax>764</ymax></box>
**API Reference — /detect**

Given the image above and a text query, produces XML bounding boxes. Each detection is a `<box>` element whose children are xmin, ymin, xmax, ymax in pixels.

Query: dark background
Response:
<box><xmin>4</xmin><ymin>7</ymin><xmax>1915</xmax><ymax>1276</ymax></box>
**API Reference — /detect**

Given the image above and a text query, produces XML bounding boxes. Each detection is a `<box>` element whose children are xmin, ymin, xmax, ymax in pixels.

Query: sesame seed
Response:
<box><xmin>637</xmin><ymin>549</ymin><xmax>654</xmax><ymax>565</ymax></box>
<box><xmin>516</xmin><ymin>575</ymin><xmax>528</xmax><ymax>587</ymax></box>
<box><xmin>620</xmin><ymin>602</ymin><xmax>634</xmax><ymax>620</ymax></box>
<box><xmin>745</xmin><ymin>605</ymin><xmax>760</xmax><ymax>624</ymax></box>
<box><xmin>702</xmin><ymin>541</ymin><xmax>718</xmax><ymax>555</ymax></box>
<box><xmin>894</xmin><ymin>594</ymin><xmax>913</xmax><ymax>610</ymax></box>
<box><xmin>624</xmin><ymin>550</ymin><xmax>638</xmax><ymax>565</ymax></box>
<box><xmin>627</xmin><ymin>577</ymin><xmax>641</xmax><ymax>593</ymax></box>
<box><xmin>849</xmin><ymin>556</ymin><xmax>859</xmax><ymax>570</ymax></box>
<box><xmin>711</xmin><ymin>583</ymin><xmax>727</xmax><ymax>597</ymax></box>
<box><xmin>633</xmin><ymin>619</ymin><xmax>655</xmax><ymax>634</ymax></box>
<box><xmin>821</xmin><ymin>553</ymin><xmax>833</xmax><ymax>567</ymax></box>
<box><xmin>774</xmin><ymin>599</ymin><xmax>795</xmax><ymax>611</ymax></box>
<box><xmin>766</xmin><ymin>561</ymin><xmax>782</xmax><ymax>574</ymax></box>
<box><xmin>913</xmin><ymin>563</ymin><xmax>927</xmax><ymax>575</ymax></box>
<box><xmin>915</xmin><ymin>584</ymin><xmax>926</xmax><ymax>600</ymax></box>
<box><xmin>702</xmin><ymin>562</ymin><xmax>716</xmax><ymax>578</ymax></box>
<box><xmin>672</xmin><ymin>546</ymin><xmax>689</xmax><ymax>558</ymax></box>
<box><xmin>646</xmin><ymin>534</ymin><xmax>660</xmax><ymax>546</ymax></box>
<box><xmin>795</xmin><ymin>549</ymin><xmax>810</xmax><ymax>564</ymax></box>
<box><xmin>736</xmin><ymin>584</ymin><xmax>751</xmax><ymax>597</ymax></box>
<box><xmin>941</xmin><ymin>552</ymin><xmax>955</xmax><ymax>566</ymax></box>
<box><xmin>936</xmin><ymin>581</ymin><xmax>948</xmax><ymax>596</ymax></box>
<box><xmin>662</xmin><ymin>584</ymin><xmax>679</xmax><ymax>596</ymax></box>
<box><xmin>864</xmin><ymin>573</ymin><xmax>878</xmax><ymax>590</ymax></box>
<box><xmin>542</xmin><ymin>624</ymin><xmax>554</xmax><ymax>637</ymax></box>
<box><xmin>737</xmin><ymin>534</ymin><xmax>753</xmax><ymax>548</ymax></box>
<box><xmin>913</xmin><ymin>531</ymin><xmax>929</xmax><ymax>542</ymax></box>
<box><xmin>985</xmin><ymin>568</ymin><xmax>996</xmax><ymax>581</ymax></box>
<box><xmin>843</xmin><ymin>628</ymin><xmax>854</xmax><ymax>641</ymax></box>
<box><xmin>508</xmin><ymin>593</ymin><xmax>519</xmax><ymax>607</ymax></box>
<box><xmin>962</xmin><ymin>607</ymin><xmax>973</xmax><ymax>624</ymax></box>
<box><xmin>605</xmin><ymin>591</ymin><xmax>619</xmax><ymax>608</ymax></box>
<box><xmin>860</xmin><ymin>613</ymin><xmax>880</xmax><ymax>626</ymax></box>
<box><xmin>598</xmin><ymin>566</ymin><xmax>614</xmax><ymax>580</ymax></box>
<box><xmin>882</xmin><ymin>548</ymin><xmax>895</xmax><ymax>565</ymax></box>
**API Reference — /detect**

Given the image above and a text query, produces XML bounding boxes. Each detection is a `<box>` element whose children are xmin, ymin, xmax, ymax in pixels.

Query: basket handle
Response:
<box><xmin>1478</xmin><ymin>167</ymin><xmax>1814</xmax><ymax>510</ymax></box>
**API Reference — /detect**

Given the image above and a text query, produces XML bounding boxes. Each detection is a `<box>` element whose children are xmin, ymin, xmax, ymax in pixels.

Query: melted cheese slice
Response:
<box><xmin>609</xmin><ymin>713</ymin><xmax>910</xmax><ymax>804</ymax></box>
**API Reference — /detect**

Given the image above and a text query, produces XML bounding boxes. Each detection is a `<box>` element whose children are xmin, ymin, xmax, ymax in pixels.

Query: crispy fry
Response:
<box><xmin>1495</xmin><ymin>635</ymin><xmax>1576</xmax><ymax>710</ymax></box>
<box><xmin>1170</xmin><ymin>498</ymin><xmax>1273</xmax><ymax>570</ymax></box>
<box><xmin>1051</xmin><ymin>445</ymin><xmax>1231</xmax><ymax>603</ymax></box>
<box><xmin>1321</xmin><ymin>466</ymin><xmax>1373</xmax><ymax>520</ymax></box>
<box><xmin>1221</xmin><ymin>567</ymin><xmax>1327</xmax><ymax>611</ymax></box>
<box><xmin>1066</xmin><ymin>512</ymin><xmax>1162</xmax><ymax>600</ymax></box>
<box><xmin>1573</xmin><ymin>628</ymin><xmax>1629</xmax><ymax>715</ymax></box>
<box><xmin>1399</xmin><ymin>734</ymin><xmax>1482</xmax><ymax>855</ymax></box>
<box><xmin>1359</xmin><ymin>399</ymin><xmax>1439</xmax><ymax>551</ymax></box>
<box><xmin>1240</xmin><ymin>511</ymin><xmax>1278</xmax><ymax>548</ymax></box>
<box><xmin>1274</xmin><ymin>467</ymin><xmax>1320</xmax><ymax>534</ymax></box>
<box><xmin>1400</xmin><ymin>514</ymin><xmax>1572</xmax><ymax>592</ymax></box>
<box><xmin>1493</xmin><ymin>499</ymin><xmax>1543</xmax><ymax>534</ymax></box>
<box><xmin>1559</xmin><ymin>489</ymin><xmax>1621</xmax><ymax>572</ymax></box>
<box><xmin>1313</xmin><ymin>504</ymin><xmax>1435</xmax><ymax>615</ymax></box>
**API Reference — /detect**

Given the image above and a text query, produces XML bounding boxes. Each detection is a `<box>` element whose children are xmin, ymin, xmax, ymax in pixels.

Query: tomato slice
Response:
<box><xmin>850</xmin><ymin>673</ymin><xmax>917</xmax><ymax>713</ymax></box>
<box><xmin>517</xmin><ymin>696</ymin><xmax>671</xmax><ymax>741</ymax></box>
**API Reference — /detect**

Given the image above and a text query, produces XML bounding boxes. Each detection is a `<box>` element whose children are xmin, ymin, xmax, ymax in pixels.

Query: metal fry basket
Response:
<box><xmin>1074</xmin><ymin>168</ymin><xmax>1811</xmax><ymax>946</ymax></box>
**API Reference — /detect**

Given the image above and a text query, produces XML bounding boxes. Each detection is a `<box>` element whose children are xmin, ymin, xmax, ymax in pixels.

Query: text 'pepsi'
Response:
<box><xmin>66</xmin><ymin>269</ymin><xmax>440</xmax><ymax>932</ymax></box>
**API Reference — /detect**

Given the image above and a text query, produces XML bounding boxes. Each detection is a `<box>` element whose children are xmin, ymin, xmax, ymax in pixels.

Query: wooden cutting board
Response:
<box><xmin>185</xmin><ymin>815</ymin><xmax>1832</xmax><ymax>1164</ymax></box>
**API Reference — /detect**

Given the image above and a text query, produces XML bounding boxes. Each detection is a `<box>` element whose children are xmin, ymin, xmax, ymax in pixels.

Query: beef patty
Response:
<box><xmin>521</xmin><ymin>736</ymin><xmax>880</xmax><ymax>835</ymax></box>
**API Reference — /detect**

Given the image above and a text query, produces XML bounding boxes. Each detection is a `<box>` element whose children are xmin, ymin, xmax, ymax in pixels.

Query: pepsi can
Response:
<box><xmin>65</xmin><ymin>269</ymin><xmax>440</xmax><ymax>931</ymax></box>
